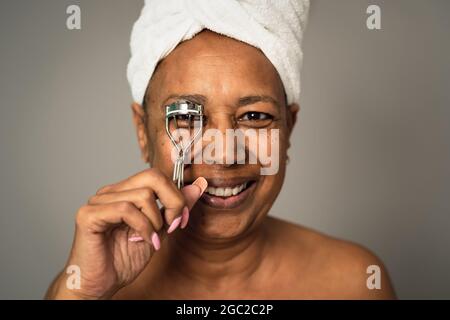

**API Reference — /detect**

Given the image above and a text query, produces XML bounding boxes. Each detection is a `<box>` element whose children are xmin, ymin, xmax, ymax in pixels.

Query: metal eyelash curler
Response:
<box><xmin>165</xmin><ymin>100</ymin><xmax>203</xmax><ymax>189</ymax></box>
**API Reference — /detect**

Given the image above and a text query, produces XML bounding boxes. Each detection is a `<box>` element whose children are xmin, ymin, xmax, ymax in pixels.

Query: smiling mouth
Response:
<box><xmin>205</xmin><ymin>181</ymin><xmax>252</xmax><ymax>197</ymax></box>
<box><xmin>195</xmin><ymin>179</ymin><xmax>257</xmax><ymax>210</ymax></box>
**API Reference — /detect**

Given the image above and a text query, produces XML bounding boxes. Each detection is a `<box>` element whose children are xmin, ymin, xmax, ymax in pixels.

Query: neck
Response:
<box><xmin>163</xmin><ymin>220</ymin><xmax>269</xmax><ymax>290</ymax></box>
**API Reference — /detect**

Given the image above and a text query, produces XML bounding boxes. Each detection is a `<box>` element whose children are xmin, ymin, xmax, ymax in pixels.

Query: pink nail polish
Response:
<box><xmin>180</xmin><ymin>206</ymin><xmax>189</xmax><ymax>229</ymax></box>
<box><xmin>192</xmin><ymin>177</ymin><xmax>208</xmax><ymax>194</ymax></box>
<box><xmin>128</xmin><ymin>236</ymin><xmax>144</xmax><ymax>242</ymax></box>
<box><xmin>167</xmin><ymin>215</ymin><xmax>182</xmax><ymax>233</ymax></box>
<box><xmin>151</xmin><ymin>232</ymin><xmax>161</xmax><ymax>250</ymax></box>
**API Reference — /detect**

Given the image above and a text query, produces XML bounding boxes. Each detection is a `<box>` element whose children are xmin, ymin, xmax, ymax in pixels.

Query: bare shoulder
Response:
<box><xmin>264</xmin><ymin>216</ymin><xmax>397</xmax><ymax>299</ymax></box>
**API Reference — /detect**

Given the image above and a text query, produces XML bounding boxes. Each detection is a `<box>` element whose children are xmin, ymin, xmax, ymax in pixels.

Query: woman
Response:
<box><xmin>46</xmin><ymin>1</ymin><xmax>395</xmax><ymax>299</ymax></box>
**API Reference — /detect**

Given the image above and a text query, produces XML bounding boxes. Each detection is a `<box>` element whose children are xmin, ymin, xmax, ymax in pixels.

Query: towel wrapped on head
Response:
<box><xmin>127</xmin><ymin>0</ymin><xmax>310</xmax><ymax>106</ymax></box>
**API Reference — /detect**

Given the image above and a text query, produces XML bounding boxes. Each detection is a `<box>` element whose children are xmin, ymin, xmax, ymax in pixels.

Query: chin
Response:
<box><xmin>187</xmin><ymin>209</ymin><xmax>256</xmax><ymax>240</ymax></box>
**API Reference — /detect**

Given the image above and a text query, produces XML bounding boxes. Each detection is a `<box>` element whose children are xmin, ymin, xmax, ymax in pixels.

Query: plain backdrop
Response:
<box><xmin>0</xmin><ymin>0</ymin><xmax>449</xmax><ymax>299</ymax></box>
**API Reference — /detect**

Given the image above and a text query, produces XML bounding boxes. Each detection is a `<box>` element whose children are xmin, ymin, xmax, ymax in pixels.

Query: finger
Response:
<box><xmin>181</xmin><ymin>177</ymin><xmax>208</xmax><ymax>209</ymax></box>
<box><xmin>75</xmin><ymin>202</ymin><xmax>156</xmax><ymax>246</ymax></box>
<box><xmin>87</xmin><ymin>188</ymin><xmax>164</xmax><ymax>232</ymax></box>
<box><xmin>179</xmin><ymin>177</ymin><xmax>208</xmax><ymax>229</ymax></box>
<box><xmin>96</xmin><ymin>169</ymin><xmax>186</xmax><ymax>228</ymax></box>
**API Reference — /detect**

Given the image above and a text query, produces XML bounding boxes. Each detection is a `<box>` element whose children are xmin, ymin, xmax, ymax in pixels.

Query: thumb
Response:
<box><xmin>179</xmin><ymin>177</ymin><xmax>208</xmax><ymax>229</ymax></box>
<box><xmin>181</xmin><ymin>177</ymin><xmax>208</xmax><ymax>210</ymax></box>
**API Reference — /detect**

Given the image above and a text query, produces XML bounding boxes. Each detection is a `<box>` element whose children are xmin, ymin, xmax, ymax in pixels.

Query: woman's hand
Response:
<box><xmin>45</xmin><ymin>168</ymin><xmax>207</xmax><ymax>299</ymax></box>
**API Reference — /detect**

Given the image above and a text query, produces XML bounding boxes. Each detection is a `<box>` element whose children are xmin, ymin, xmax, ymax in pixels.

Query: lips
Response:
<box><xmin>205</xmin><ymin>182</ymin><xmax>248</xmax><ymax>197</ymax></box>
<box><xmin>197</xmin><ymin>178</ymin><xmax>257</xmax><ymax>210</ymax></box>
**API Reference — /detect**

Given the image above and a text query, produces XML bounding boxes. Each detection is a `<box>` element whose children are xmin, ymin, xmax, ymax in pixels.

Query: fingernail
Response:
<box><xmin>180</xmin><ymin>206</ymin><xmax>189</xmax><ymax>229</ymax></box>
<box><xmin>167</xmin><ymin>215</ymin><xmax>182</xmax><ymax>234</ymax></box>
<box><xmin>128</xmin><ymin>236</ymin><xmax>144</xmax><ymax>242</ymax></box>
<box><xmin>151</xmin><ymin>232</ymin><xmax>160</xmax><ymax>250</ymax></box>
<box><xmin>192</xmin><ymin>177</ymin><xmax>208</xmax><ymax>194</ymax></box>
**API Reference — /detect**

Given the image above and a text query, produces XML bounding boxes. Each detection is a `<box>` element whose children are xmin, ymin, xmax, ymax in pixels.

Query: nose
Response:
<box><xmin>202</xmin><ymin>111</ymin><xmax>239</xmax><ymax>167</ymax></box>
<box><xmin>206</xmin><ymin>111</ymin><xmax>236</xmax><ymax>132</ymax></box>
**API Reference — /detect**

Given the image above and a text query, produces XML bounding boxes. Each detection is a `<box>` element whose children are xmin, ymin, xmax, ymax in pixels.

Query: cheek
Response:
<box><xmin>150</xmin><ymin>129</ymin><xmax>174</xmax><ymax>175</ymax></box>
<box><xmin>276</xmin><ymin>126</ymin><xmax>290</xmax><ymax>158</ymax></box>
<box><xmin>260</xmin><ymin>174</ymin><xmax>284</xmax><ymax>204</ymax></box>
<box><xmin>255</xmin><ymin>127</ymin><xmax>288</xmax><ymax>208</ymax></box>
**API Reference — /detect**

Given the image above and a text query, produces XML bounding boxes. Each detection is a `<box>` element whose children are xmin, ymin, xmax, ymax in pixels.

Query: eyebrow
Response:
<box><xmin>238</xmin><ymin>95</ymin><xmax>280</xmax><ymax>108</ymax></box>
<box><xmin>162</xmin><ymin>94</ymin><xmax>280</xmax><ymax>108</ymax></box>
<box><xmin>162</xmin><ymin>94</ymin><xmax>207</xmax><ymax>106</ymax></box>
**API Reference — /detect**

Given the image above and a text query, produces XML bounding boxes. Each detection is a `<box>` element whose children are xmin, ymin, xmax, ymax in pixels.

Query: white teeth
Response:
<box><xmin>205</xmin><ymin>182</ymin><xmax>249</xmax><ymax>197</ymax></box>
<box><xmin>216</xmin><ymin>188</ymin><xmax>224</xmax><ymax>196</ymax></box>
<box><xmin>224</xmin><ymin>188</ymin><xmax>232</xmax><ymax>197</ymax></box>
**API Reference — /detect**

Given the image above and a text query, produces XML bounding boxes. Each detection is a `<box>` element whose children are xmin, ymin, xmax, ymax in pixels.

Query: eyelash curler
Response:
<box><xmin>165</xmin><ymin>100</ymin><xmax>203</xmax><ymax>189</ymax></box>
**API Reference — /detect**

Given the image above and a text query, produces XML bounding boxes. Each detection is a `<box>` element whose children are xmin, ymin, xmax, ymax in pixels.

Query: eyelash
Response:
<box><xmin>239</xmin><ymin>111</ymin><xmax>273</xmax><ymax>121</ymax></box>
<box><xmin>169</xmin><ymin>109</ymin><xmax>274</xmax><ymax>128</ymax></box>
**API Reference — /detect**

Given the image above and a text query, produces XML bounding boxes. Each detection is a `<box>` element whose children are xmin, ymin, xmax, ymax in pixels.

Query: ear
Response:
<box><xmin>286</xmin><ymin>103</ymin><xmax>300</xmax><ymax>149</ymax></box>
<box><xmin>131</xmin><ymin>102</ymin><xmax>150</xmax><ymax>163</ymax></box>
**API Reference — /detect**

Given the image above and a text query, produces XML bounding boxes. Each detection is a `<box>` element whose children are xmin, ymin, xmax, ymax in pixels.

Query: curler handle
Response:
<box><xmin>173</xmin><ymin>157</ymin><xmax>184</xmax><ymax>189</ymax></box>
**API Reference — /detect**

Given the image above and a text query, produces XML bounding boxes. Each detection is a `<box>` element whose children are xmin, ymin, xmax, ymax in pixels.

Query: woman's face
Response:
<box><xmin>133</xmin><ymin>30</ymin><xmax>299</xmax><ymax>240</ymax></box>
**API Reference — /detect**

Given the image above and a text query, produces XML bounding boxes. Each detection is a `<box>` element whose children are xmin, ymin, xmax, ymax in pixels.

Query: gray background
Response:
<box><xmin>0</xmin><ymin>0</ymin><xmax>449</xmax><ymax>299</ymax></box>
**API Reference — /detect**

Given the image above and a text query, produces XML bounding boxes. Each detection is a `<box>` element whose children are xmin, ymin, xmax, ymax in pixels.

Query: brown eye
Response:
<box><xmin>238</xmin><ymin>111</ymin><xmax>273</xmax><ymax>128</ymax></box>
<box><xmin>171</xmin><ymin>114</ymin><xmax>202</xmax><ymax>128</ymax></box>
<box><xmin>175</xmin><ymin>114</ymin><xmax>190</xmax><ymax>123</ymax></box>
<box><xmin>240</xmin><ymin>112</ymin><xmax>272</xmax><ymax>121</ymax></box>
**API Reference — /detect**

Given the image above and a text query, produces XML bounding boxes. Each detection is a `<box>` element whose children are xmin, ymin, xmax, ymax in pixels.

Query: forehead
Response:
<box><xmin>149</xmin><ymin>30</ymin><xmax>284</xmax><ymax>103</ymax></box>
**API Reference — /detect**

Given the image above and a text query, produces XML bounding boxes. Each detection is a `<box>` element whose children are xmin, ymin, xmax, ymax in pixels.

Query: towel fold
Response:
<box><xmin>127</xmin><ymin>0</ymin><xmax>310</xmax><ymax>106</ymax></box>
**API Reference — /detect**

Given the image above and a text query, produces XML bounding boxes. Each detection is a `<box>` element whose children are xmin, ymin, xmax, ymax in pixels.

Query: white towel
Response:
<box><xmin>127</xmin><ymin>0</ymin><xmax>310</xmax><ymax>106</ymax></box>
